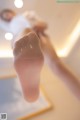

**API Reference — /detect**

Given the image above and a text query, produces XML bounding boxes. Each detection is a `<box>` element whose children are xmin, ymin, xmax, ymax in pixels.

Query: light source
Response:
<box><xmin>14</xmin><ymin>0</ymin><xmax>23</xmax><ymax>8</ymax></box>
<box><xmin>5</xmin><ymin>33</ymin><xmax>13</xmax><ymax>41</ymax></box>
<box><xmin>0</xmin><ymin>50</ymin><xmax>13</xmax><ymax>58</ymax></box>
<box><xmin>57</xmin><ymin>20</ymin><xmax>80</xmax><ymax>57</ymax></box>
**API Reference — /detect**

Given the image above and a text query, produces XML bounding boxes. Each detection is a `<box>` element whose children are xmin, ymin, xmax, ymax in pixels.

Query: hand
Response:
<box><xmin>33</xmin><ymin>21</ymin><xmax>48</xmax><ymax>33</ymax></box>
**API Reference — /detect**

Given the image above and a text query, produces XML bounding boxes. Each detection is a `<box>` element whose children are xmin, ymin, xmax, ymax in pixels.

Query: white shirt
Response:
<box><xmin>0</xmin><ymin>15</ymin><xmax>31</xmax><ymax>38</ymax></box>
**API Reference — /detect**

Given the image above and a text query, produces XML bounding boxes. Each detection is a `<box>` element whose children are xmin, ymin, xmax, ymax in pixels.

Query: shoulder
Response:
<box><xmin>13</xmin><ymin>15</ymin><xmax>25</xmax><ymax>20</ymax></box>
<box><xmin>12</xmin><ymin>15</ymin><xmax>27</xmax><ymax>23</ymax></box>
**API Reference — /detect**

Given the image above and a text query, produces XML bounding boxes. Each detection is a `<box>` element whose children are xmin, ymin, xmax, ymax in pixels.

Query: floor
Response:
<box><xmin>30</xmin><ymin>64</ymin><xmax>80</xmax><ymax>120</ymax></box>
<box><xmin>0</xmin><ymin>58</ymin><xmax>80</xmax><ymax>120</ymax></box>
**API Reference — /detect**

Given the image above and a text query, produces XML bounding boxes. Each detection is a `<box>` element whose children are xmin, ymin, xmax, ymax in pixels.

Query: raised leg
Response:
<box><xmin>13</xmin><ymin>30</ymin><xmax>44</xmax><ymax>102</ymax></box>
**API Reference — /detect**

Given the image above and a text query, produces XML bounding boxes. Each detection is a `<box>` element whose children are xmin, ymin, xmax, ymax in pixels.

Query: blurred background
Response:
<box><xmin>0</xmin><ymin>0</ymin><xmax>80</xmax><ymax>120</ymax></box>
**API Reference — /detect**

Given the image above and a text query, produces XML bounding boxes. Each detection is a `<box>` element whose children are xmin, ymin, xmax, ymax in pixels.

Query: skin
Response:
<box><xmin>0</xmin><ymin>11</ymin><xmax>45</xmax><ymax>102</ymax></box>
<box><xmin>39</xmin><ymin>34</ymin><xmax>80</xmax><ymax>99</ymax></box>
<box><xmin>1</xmin><ymin>11</ymin><xmax>80</xmax><ymax>100</ymax></box>
<box><xmin>13</xmin><ymin>32</ymin><xmax>44</xmax><ymax>102</ymax></box>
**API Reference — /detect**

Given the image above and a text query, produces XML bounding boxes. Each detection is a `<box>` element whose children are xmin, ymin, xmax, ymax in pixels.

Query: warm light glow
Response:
<box><xmin>57</xmin><ymin>20</ymin><xmax>80</xmax><ymax>57</ymax></box>
<box><xmin>14</xmin><ymin>0</ymin><xmax>23</xmax><ymax>8</ymax></box>
<box><xmin>0</xmin><ymin>50</ymin><xmax>13</xmax><ymax>58</ymax></box>
<box><xmin>57</xmin><ymin>48</ymin><xmax>68</xmax><ymax>57</ymax></box>
<box><xmin>5</xmin><ymin>33</ymin><xmax>13</xmax><ymax>40</ymax></box>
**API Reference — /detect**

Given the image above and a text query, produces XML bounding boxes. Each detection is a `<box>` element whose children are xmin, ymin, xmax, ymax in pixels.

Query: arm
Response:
<box><xmin>40</xmin><ymin>35</ymin><xmax>80</xmax><ymax>99</ymax></box>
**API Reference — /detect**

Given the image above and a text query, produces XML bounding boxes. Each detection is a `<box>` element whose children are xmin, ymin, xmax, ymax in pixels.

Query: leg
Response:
<box><xmin>39</xmin><ymin>34</ymin><xmax>80</xmax><ymax>99</ymax></box>
<box><xmin>39</xmin><ymin>33</ymin><xmax>59</xmax><ymax>66</ymax></box>
<box><xmin>13</xmin><ymin>29</ymin><xmax>44</xmax><ymax>102</ymax></box>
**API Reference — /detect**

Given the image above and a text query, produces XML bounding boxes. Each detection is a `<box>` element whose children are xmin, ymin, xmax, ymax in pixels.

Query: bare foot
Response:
<box><xmin>13</xmin><ymin>32</ymin><xmax>44</xmax><ymax>102</ymax></box>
